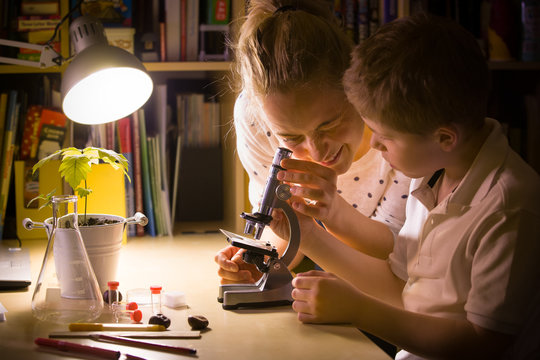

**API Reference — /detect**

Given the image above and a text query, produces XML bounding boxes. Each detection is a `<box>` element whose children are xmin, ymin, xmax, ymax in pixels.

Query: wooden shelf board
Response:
<box><xmin>144</xmin><ymin>61</ymin><xmax>232</xmax><ymax>72</ymax></box>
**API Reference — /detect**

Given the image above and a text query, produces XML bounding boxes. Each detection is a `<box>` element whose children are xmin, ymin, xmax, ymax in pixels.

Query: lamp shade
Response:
<box><xmin>61</xmin><ymin>16</ymin><xmax>153</xmax><ymax>125</ymax></box>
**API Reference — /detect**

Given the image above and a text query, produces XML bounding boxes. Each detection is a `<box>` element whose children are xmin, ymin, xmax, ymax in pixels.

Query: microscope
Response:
<box><xmin>218</xmin><ymin>147</ymin><xmax>300</xmax><ymax>310</ymax></box>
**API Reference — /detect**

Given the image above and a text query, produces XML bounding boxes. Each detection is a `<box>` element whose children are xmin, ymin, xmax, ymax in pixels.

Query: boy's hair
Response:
<box><xmin>231</xmin><ymin>0</ymin><xmax>353</xmax><ymax>97</ymax></box>
<box><xmin>344</xmin><ymin>13</ymin><xmax>490</xmax><ymax>135</ymax></box>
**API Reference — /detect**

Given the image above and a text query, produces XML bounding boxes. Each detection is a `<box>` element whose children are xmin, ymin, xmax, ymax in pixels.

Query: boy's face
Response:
<box><xmin>363</xmin><ymin>117</ymin><xmax>444</xmax><ymax>179</ymax></box>
<box><xmin>261</xmin><ymin>88</ymin><xmax>365</xmax><ymax>175</ymax></box>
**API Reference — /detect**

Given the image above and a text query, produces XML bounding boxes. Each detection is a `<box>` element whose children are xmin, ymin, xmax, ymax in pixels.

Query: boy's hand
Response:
<box><xmin>291</xmin><ymin>270</ymin><xmax>359</xmax><ymax>324</ymax></box>
<box><xmin>215</xmin><ymin>245</ymin><xmax>262</xmax><ymax>284</ymax></box>
<box><xmin>277</xmin><ymin>158</ymin><xmax>340</xmax><ymax>225</ymax></box>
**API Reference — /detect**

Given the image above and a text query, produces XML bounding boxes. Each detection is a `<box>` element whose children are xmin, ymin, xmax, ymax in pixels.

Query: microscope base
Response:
<box><xmin>218</xmin><ymin>259</ymin><xmax>293</xmax><ymax>310</ymax></box>
<box><xmin>219</xmin><ymin>282</ymin><xmax>293</xmax><ymax>310</ymax></box>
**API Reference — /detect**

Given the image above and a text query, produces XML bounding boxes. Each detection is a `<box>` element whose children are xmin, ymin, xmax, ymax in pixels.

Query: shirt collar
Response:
<box><xmin>411</xmin><ymin>118</ymin><xmax>508</xmax><ymax>210</ymax></box>
<box><xmin>448</xmin><ymin>118</ymin><xmax>507</xmax><ymax>206</ymax></box>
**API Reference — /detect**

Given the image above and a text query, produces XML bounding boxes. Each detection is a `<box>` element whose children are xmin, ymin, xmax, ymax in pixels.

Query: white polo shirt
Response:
<box><xmin>389</xmin><ymin>118</ymin><xmax>540</xmax><ymax>359</ymax></box>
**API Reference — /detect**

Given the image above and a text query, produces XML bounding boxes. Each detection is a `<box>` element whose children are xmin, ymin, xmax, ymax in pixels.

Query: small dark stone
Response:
<box><xmin>149</xmin><ymin>313</ymin><xmax>171</xmax><ymax>329</ymax></box>
<box><xmin>188</xmin><ymin>315</ymin><xmax>209</xmax><ymax>330</ymax></box>
<box><xmin>102</xmin><ymin>289</ymin><xmax>123</xmax><ymax>303</ymax></box>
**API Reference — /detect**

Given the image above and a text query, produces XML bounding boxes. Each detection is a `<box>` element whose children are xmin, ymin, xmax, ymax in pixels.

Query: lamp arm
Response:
<box><xmin>0</xmin><ymin>39</ymin><xmax>62</xmax><ymax>68</ymax></box>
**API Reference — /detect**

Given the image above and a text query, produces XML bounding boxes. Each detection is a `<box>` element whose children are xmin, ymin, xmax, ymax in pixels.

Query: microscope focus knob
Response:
<box><xmin>276</xmin><ymin>184</ymin><xmax>291</xmax><ymax>201</ymax></box>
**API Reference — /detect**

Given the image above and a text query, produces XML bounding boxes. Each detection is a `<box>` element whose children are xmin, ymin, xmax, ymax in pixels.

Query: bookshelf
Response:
<box><xmin>0</xmin><ymin>0</ymin><xmax>248</xmax><ymax>239</ymax></box>
<box><xmin>1</xmin><ymin>0</ymin><xmax>538</xmax><ymax>241</ymax></box>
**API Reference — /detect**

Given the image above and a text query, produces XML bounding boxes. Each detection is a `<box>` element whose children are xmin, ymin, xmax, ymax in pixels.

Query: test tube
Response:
<box><xmin>113</xmin><ymin>302</ymin><xmax>143</xmax><ymax>323</ymax></box>
<box><xmin>105</xmin><ymin>281</ymin><xmax>120</xmax><ymax>308</ymax></box>
<box><xmin>150</xmin><ymin>285</ymin><xmax>162</xmax><ymax>314</ymax></box>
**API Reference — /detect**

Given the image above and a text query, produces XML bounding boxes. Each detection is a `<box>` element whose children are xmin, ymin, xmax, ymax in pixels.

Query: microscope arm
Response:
<box><xmin>273</xmin><ymin>198</ymin><xmax>301</xmax><ymax>268</ymax></box>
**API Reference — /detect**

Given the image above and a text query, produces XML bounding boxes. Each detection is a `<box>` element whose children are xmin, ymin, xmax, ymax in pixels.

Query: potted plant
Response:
<box><xmin>23</xmin><ymin>147</ymin><xmax>147</xmax><ymax>292</ymax></box>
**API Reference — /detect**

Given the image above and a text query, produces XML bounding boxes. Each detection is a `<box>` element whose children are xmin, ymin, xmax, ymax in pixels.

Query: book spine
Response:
<box><xmin>180</xmin><ymin>0</ymin><xmax>187</xmax><ymax>60</ymax></box>
<box><xmin>118</xmin><ymin>117</ymin><xmax>135</xmax><ymax>236</ymax></box>
<box><xmin>186</xmin><ymin>0</ymin><xmax>200</xmax><ymax>61</ymax></box>
<box><xmin>206</xmin><ymin>0</ymin><xmax>230</xmax><ymax>25</ymax></box>
<box><xmin>0</xmin><ymin>91</ymin><xmax>20</xmax><ymax>239</ymax></box>
<box><xmin>147</xmin><ymin>136</ymin><xmax>163</xmax><ymax>235</ymax></box>
<box><xmin>343</xmin><ymin>0</ymin><xmax>356</xmax><ymax>42</ymax></box>
<box><xmin>521</xmin><ymin>0</ymin><xmax>540</xmax><ymax>61</ymax></box>
<box><xmin>165</xmin><ymin>0</ymin><xmax>181</xmax><ymax>61</ymax></box>
<box><xmin>138</xmin><ymin>109</ymin><xmax>157</xmax><ymax>236</ymax></box>
<box><xmin>17</xmin><ymin>15</ymin><xmax>61</xmax><ymax>31</ymax></box>
<box><xmin>0</xmin><ymin>93</ymin><xmax>8</xmax><ymax>157</ymax></box>
<box><xmin>382</xmin><ymin>0</ymin><xmax>397</xmax><ymax>24</ymax></box>
<box><xmin>357</xmin><ymin>0</ymin><xmax>369</xmax><ymax>43</ymax></box>
<box><xmin>131</xmin><ymin>112</ymin><xmax>145</xmax><ymax>236</ymax></box>
<box><xmin>369</xmin><ymin>0</ymin><xmax>379</xmax><ymax>36</ymax></box>
<box><xmin>20</xmin><ymin>1</ymin><xmax>60</xmax><ymax>16</ymax></box>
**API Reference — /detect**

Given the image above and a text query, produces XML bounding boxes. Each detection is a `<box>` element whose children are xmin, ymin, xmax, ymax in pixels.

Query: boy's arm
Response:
<box><xmin>292</xmin><ymin>271</ymin><xmax>513</xmax><ymax>360</ymax></box>
<box><xmin>279</xmin><ymin>158</ymin><xmax>395</xmax><ymax>259</ymax></box>
<box><xmin>323</xmin><ymin>195</ymin><xmax>395</xmax><ymax>258</ymax></box>
<box><xmin>299</xmin><ymin>223</ymin><xmax>405</xmax><ymax>306</ymax></box>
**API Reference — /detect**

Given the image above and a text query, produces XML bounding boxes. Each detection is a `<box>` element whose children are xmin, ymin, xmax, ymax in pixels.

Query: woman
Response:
<box><xmin>215</xmin><ymin>0</ymin><xmax>410</xmax><ymax>285</ymax></box>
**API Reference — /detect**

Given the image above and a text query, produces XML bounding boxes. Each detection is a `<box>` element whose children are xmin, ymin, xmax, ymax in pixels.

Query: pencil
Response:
<box><xmin>69</xmin><ymin>323</ymin><xmax>166</xmax><ymax>332</ymax></box>
<box><xmin>91</xmin><ymin>334</ymin><xmax>197</xmax><ymax>355</ymax></box>
<box><xmin>35</xmin><ymin>338</ymin><xmax>120</xmax><ymax>359</ymax></box>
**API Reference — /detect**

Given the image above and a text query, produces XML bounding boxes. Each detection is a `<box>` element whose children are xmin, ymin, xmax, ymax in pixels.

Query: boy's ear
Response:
<box><xmin>434</xmin><ymin>125</ymin><xmax>459</xmax><ymax>152</ymax></box>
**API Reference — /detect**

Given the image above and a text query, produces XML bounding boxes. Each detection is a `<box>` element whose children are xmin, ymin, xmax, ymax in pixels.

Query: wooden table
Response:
<box><xmin>0</xmin><ymin>234</ymin><xmax>390</xmax><ymax>359</ymax></box>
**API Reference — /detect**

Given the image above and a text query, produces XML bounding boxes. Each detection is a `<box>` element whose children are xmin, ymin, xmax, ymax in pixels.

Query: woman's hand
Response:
<box><xmin>214</xmin><ymin>245</ymin><xmax>262</xmax><ymax>284</ymax></box>
<box><xmin>291</xmin><ymin>270</ymin><xmax>362</xmax><ymax>324</ymax></box>
<box><xmin>277</xmin><ymin>158</ymin><xmax>341</xmax><ymax>225</ymax></box>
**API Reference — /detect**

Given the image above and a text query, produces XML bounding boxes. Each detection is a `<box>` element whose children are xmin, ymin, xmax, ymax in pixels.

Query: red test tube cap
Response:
<box><xmin>108</xmin><ymin>281</ymin><xmax>119</xmax><ymax>290</ymax></box>
<box><xmin>131</xmin><ymin>309</ymin><xmax>143</xmax><ymax>323</ymax></box>
<box><xmin>150</xmin><ymin>285</ymin><xmax>162</xmax><ymax>294</ymax></box>
<box><xmin>126</xmin><ymin>302</ymin><xmax>138</xmax><ymax>311</ymax></box>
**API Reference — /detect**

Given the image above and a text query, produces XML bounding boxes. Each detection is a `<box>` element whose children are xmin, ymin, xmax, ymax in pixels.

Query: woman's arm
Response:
<box><xmin>278</xmin><ymin>158</ymin><xmax>395</xmax><ymax>259</ymax></box>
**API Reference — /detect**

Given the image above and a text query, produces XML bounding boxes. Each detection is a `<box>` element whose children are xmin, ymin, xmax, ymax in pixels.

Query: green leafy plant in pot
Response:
<box><xmin>29</xmin><ymin>146</ymin><xmax>130</xmax><ymax>224</ymax></box>
<box><xmin>24</xmin><ymin>147</ymin><xmax>148</xmax><ymax>292</ymax></box>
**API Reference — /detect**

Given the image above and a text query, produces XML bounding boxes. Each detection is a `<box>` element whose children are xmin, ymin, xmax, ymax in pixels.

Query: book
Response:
<box><xmin>147</xmin><ymin>136</ymin><xmax>163</xmax><ymax>235</ymax></box>
<box><xmin>71</xmin><ymin>0</ymin><xmax>133</xmax><ymax>27</ymax></box>
<box><xmin>186</xmin><ymin>0</ymin><xmax>200</xmax><ymax>61</ymax></box>
<box><xmin>381</xmin><ymin>0</ymin><xmax>397</xmax><ymax>24</ymax></box>
<box><xmin>357</xmin><ymin>0</ymin><xmax>369</xmax><ymax>43</ymax></box>
<box><xmin>0</xmin><ymin>91</ymin><xmax>20</xmax><ymax>239</ymax></box>
<box><xmin>165</xmin><ymin>0</ymin><xmax>181</xmax><ymax>61</ymax></box>
<box><xmin>525</xmin><ymin>92</ymin><xmax>540</xmax><ymax>173</ymax></box>
<box><xmin>36</xmin><ymin>124</ymin><xmax>65</xmax><ymax>159</ymax></box>
<box><xmin>369</xmin><ymin>0</ymin><xmax>379</xmax><ymax>37</ymax></box>
<box><xmin>20</xmin><ymin>1</ymin><xmax>60</xmax><ymax>16</ymax></box>
<box><xmin>131</xmin><ymin>111</ymin><xmax>145</xmax><ymax>236</ymax></box>
<box><xmin>521</xmin><ymin>0</ymin><xmax>540</xmax><ymax>61</ymax></box>
<box><xmin>397</xmin><ymin>0</ymin><xmax>410</xmax><ymax>18</ymax></box>
<box><xmin>342</xmin><ymin>0</ymin><xmax>356</xmax><ymax>42</ymax></box>
<box><xmin>0</xmin><ymin>93</ymin><xmax>8</xmax><ymax>156</ymax></box>
<box><xmin>138</xmin><ymin>109</ymin><xmax>156</xmax><ymax>236</ymax></box>
<box><xmin>155</xmin><ymin>84</ymin><xmax>172</xmax><ymax>235</ymax></box>
<box><xmin>170</xmin><ymin>134</ymin><xmax>181</xmax><ymax>222</ymax></box>
<box><xmin>117</xmin><ymin>117</ymin><xmax>135</xmax><ymax>236</ymax></box>
<box><xmin>204</xmin><ymin>0</ymin><xmax>230</xmax><ymax>25</ymax></box>
<box><xmin>17</xmin><ymin>15</ymin><xmax>60</xmax><ymax>31</ymax></box>
<box><xmin>180</xmin><ymin>0</ymin><xmax>187</xmax><ymax>60</ymax></box>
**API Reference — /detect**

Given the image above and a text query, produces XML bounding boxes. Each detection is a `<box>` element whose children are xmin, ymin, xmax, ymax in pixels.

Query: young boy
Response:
<box><xmin>289</xmin><ymin>13</ymin><xmax>540</xmax><ymax>359</ymax></box>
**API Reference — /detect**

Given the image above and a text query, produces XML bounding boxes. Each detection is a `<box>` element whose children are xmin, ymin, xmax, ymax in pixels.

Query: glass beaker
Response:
<box><xmin>32</xmin><ymin>195</ymin><xmax>104</xmax><ymax>323</ymax></box>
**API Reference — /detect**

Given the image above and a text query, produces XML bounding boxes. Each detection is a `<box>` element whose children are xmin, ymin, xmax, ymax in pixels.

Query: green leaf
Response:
<box><xmin>27</xmin><ymin>189</ymin><xmax>56</xmax><ymax>210</ymax></box>
<box><xmin>75</xmin><ymin>187</ymin><xmax>92</xmax><ymax>198</ymax></box>
<box><xmin>59</xmin><ymin>155</ymin><xmax>92</xmax><ymax>191</ymax></box>
<box><xmin>32</xmin><ymin>149</ymin><xmax>63</xmax><ymax>174</ymax></box>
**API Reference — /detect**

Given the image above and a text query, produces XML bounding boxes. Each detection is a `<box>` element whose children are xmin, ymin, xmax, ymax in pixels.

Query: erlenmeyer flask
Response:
<box><xmin>32</xmin><ymin>195</ymin><xmax>104</xmax><ymax>323</ymax></box>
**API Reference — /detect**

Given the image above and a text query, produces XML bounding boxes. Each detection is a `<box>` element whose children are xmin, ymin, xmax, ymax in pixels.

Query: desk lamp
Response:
<box><xmin>0</xmin><ymin>4</ymin><xmax>153</xmax><ymax>125</ymax></box>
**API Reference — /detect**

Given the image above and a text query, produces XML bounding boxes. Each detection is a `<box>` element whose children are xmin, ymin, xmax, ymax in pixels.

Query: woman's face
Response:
<box><xmin>261</xmin><ymin>88</ymin><xmax>365</xmax><ymax>175</ymax></box>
